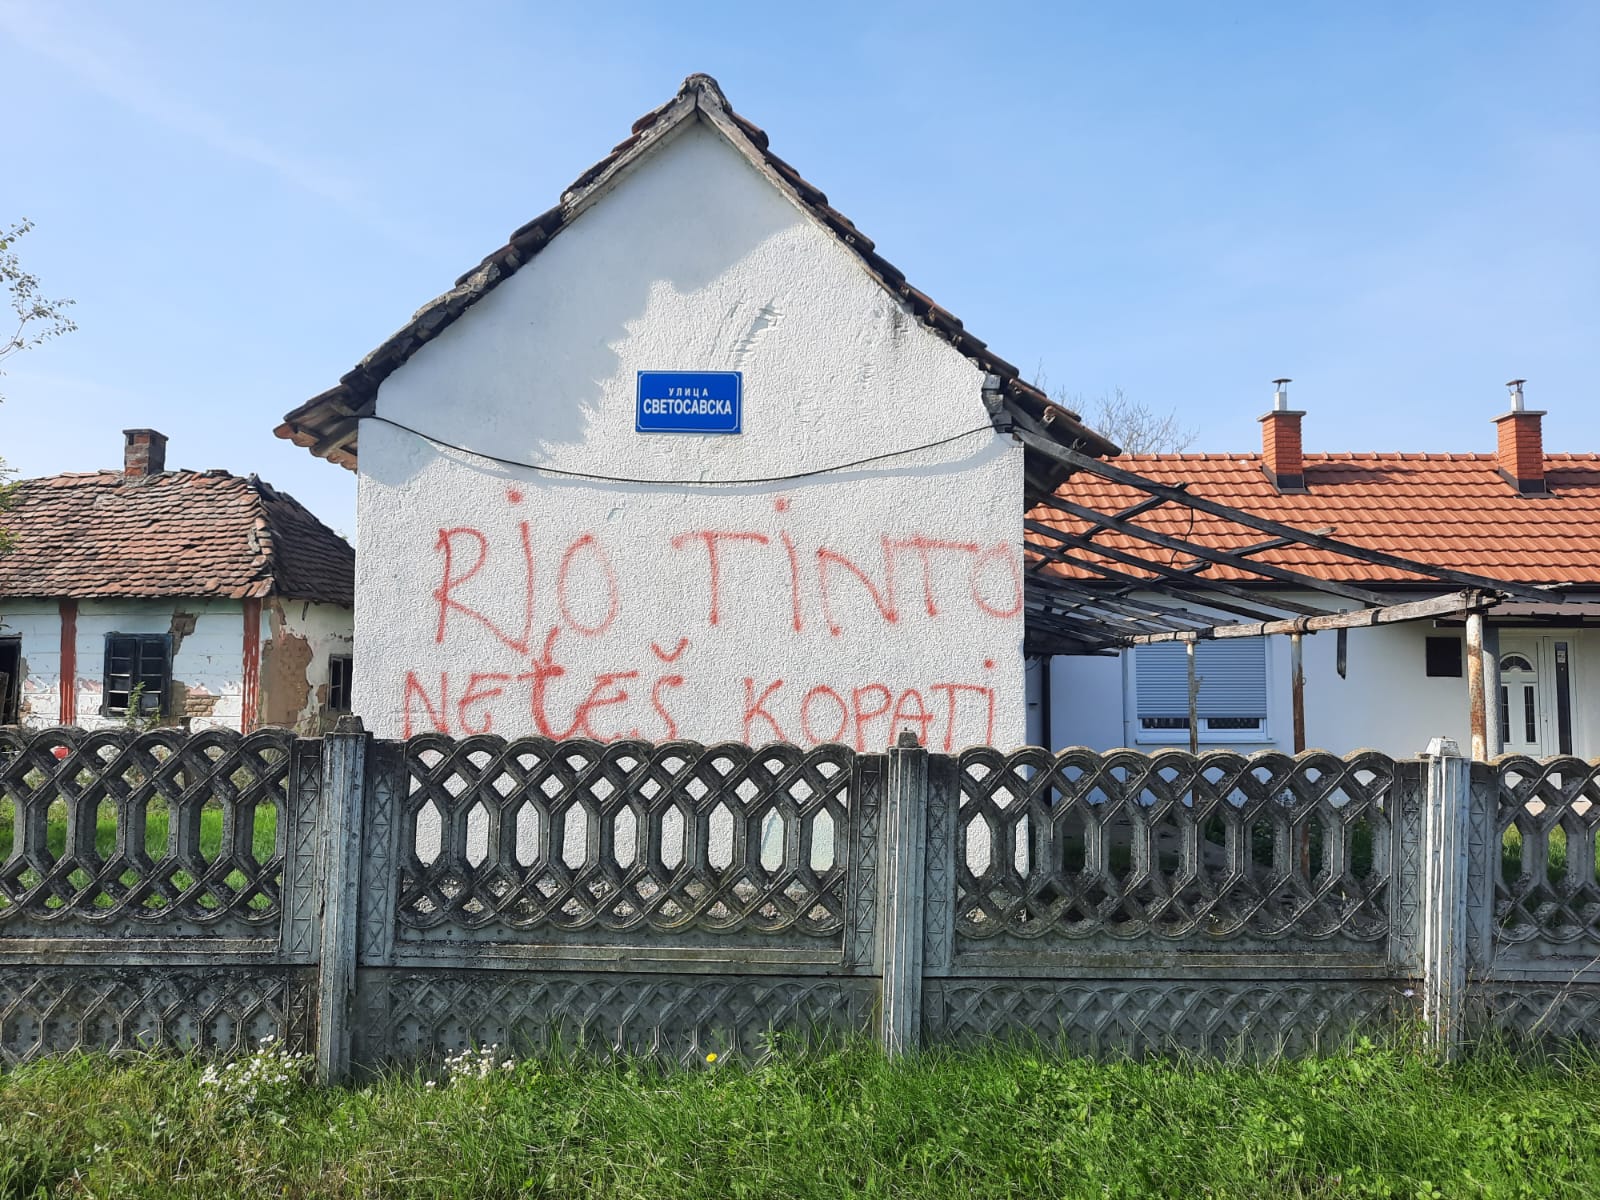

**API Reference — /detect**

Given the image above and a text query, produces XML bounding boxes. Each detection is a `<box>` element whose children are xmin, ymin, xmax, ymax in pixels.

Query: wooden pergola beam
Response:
<box><xmin>1121</xmin><ymin>590</ymin><xmax>1494</xmax><ymax>644</ymax></box>
<box><xmin>1024</xmin><ymin>520</ymin><xmax>1340</xmax><ymax>620</ymax></box>
<box><xmin>1025</xmin><ymin>577</ymin><xmax>1218</xmax><ymax>635</ymax></box>
<box><xmin>1026</xmin><ymin>538</ymin><xmax>1309</xmax><ymax>629</ymax></box>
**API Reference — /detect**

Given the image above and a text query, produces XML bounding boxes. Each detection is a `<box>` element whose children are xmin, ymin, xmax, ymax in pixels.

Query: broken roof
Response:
<box><xmin>275</xmin><ymin>73</ymin><xmax>1118</xmax><ymax>484</ymax></box>
<box><xmin>0</xmin><ymin>470</ymin><xmax>355</xmax><ymax>605</ymax></box>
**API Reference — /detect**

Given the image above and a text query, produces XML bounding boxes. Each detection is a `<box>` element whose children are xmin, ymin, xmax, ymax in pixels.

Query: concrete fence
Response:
<box><xmin>1</xmin><ymin>723</ymin><xmax>1596</xmax><ymax>1079</ymax></box>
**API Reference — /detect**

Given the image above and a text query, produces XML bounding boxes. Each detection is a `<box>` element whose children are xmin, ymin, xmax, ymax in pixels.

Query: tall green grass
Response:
<box><xmin>2</xmin><ymin>1040</ymin><xmax>1597</xmax><ymax>1199</ymax></box>
<box><xmin>0</xmin><ymin>802</ymin><xmax>279</xmax><ymax>909</ymax></box>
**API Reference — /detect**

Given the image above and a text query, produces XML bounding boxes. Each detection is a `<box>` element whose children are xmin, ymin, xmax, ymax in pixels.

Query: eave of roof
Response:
<box><xmin>0</xmin><ymin>470</ymin><xmax>355</xmax><ymax>606</ymax></box>
<box><xmin>274</xmin><ymin>73</ymin><xmax>1119</xmax><ymax>478</ymax></box>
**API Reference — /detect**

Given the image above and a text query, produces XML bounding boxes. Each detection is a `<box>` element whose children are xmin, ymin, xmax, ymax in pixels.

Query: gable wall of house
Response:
<box><xmin>354</xmin><ymin>119</ymin><xmax>1026</xmax><ymax>750</ymax></box>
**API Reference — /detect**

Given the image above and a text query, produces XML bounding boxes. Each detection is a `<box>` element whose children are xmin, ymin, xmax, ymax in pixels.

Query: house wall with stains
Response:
<box><xmin>0</xmin><ymin>597</ymin><xmax>352</xmax><ymax>733</ymax></box>
<box><xmin>0</xmin><ymin>602</ymin><xmax>61</xmax><ymax>726</ymax></box>
<box><xmin>75</xmin><ymin>599</ymin><xmax>250</xmax><ymax>729</ymax></box>
<box><xmin>355</xmin><ymin>117</ymin><xmax>1026</xmax><ymax>751</ymax></box>
<box><xmin>260</xmin><ymin>599</ymin><xmax>355</xmax><ymax>733</ymax></box>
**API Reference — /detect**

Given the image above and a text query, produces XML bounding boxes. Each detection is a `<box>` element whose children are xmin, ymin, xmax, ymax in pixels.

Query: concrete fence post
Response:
<box><xmin>1421</xmin><ymin>736</ymin><xmax>1472</xmax><ymax>1057</ymax></box>
<box><xmin>314</xmin><ymin>715</ymin><xmax>371</xmax><ymax>1083</ymax></box>
<box><xmin>878</xmin><ymin>730</ymin><xmax>929</xmax><ymax>1055</ymax></box>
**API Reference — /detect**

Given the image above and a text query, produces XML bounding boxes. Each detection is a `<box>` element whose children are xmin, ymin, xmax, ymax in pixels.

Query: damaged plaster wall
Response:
<box><xmin>73</xmin><ymin>599</ymin><xmax>248</xmax><ymax>730</ymax></box>
<box><xmin>0</xmin><ymin>602</ymin><xmax>62</xmax><ymax>726</ymax></box>
<box><xmin>260</xmin><ymin>599</ymin><xmax>353</xmax><ymax>734</ymax></box>
<box><xmin>0</xmin><ymin>597</ymin><xmax>353</xmax><ymax>733</ymax></box>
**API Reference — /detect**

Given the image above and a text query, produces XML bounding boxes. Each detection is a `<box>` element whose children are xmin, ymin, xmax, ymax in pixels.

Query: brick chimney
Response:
<box><xmin>122</xmin><ymin>429</ymin><xmax>168</xmax><ymax>477</ymax></box>
<box><xmin>1494</xmin><ymin>380</ymin><xmax>1546</xmax><ymax>495</ymax></box>
<box><xmin>1259</xmin><ymin>379</ymin><xmax>1306</xmax><ymax>492</ymax></box>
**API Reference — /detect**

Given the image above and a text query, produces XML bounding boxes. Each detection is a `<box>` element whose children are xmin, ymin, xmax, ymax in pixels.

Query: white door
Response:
<box><xmin>1498</xmin><ymin>637</ymin><xmax>1548</xmax><ymax>756</ymax></box>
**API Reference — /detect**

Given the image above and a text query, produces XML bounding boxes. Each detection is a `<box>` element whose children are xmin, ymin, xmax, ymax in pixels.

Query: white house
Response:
<box><xmin>1038</xmin><ymin>385</ymin><xmax>1600</xmax><ymax>759</ymax></box>
<box><xmin>276</xmin><ymin>75</ymin><xmax>1542</xmax><ymax>758</ymax></box>
<box><xmin>0</xmin><ymin>429</ymin><xmax>355</xmax><ymax>733</ymax></box>
<box><xmin>275</xmin><ymin>74</ymin><xmax>1119</xmax><ymax>751</ymax></box>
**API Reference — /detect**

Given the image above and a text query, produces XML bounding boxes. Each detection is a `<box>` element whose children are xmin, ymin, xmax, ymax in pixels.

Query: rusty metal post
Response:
<box><xmin>1466</xmin><ymin>613</ymin><xmax>1487</xmax><ymax>761</ymax></box>
<box><xmin>57</xmin><ymin>599</ymin><xmax>76</xmax><ymax>724</ymax></box>
<box><xmin>1290</xmin><ymin>632</ymin><xmax>1306</xmax><ymax>753</ymax></box>
<box><xmin>315</xmin><ymin>715</ymin><xmax>370</xmax><ymax>1083</ymax></box>
<box><xmin>1481</xmin><ymin>624</ymin><xmax>1502</xmax><ymax>757</ymax></box>
<box><xmin>1186</xmin><ymin>640</ymin><xmax>1200</xmax><ymax>755</ymax></box>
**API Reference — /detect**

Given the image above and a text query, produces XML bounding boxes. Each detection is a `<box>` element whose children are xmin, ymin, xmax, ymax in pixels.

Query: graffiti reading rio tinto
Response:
<box><xmin>400</xmin><ymin>493</ymin><xmax>1020</xmax><ymax>750</ymax></box>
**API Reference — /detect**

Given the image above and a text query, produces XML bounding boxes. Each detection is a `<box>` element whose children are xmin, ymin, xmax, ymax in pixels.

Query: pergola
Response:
<box><xmin>1008</xmin><ymin>415</ymin><xmax>1561</xmax><ymax>758</ymax></box>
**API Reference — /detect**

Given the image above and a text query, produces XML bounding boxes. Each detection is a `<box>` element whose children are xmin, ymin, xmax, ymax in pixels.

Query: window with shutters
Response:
<box><xmin>103</xmin><ymin>634</ymin><xmax>171</xmax><ymax>717</ymax></box>
<box><xmin>1131</xmin><ymin>637</ymin><xmax>1269</xmax><ymax>743</ymax></box>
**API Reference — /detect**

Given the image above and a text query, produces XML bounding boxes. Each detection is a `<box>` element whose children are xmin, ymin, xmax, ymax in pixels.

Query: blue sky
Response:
<box><xmin>2</xmin><ymin>1</ymin><xmax>1596</xmax><ymax>535</ymax></box>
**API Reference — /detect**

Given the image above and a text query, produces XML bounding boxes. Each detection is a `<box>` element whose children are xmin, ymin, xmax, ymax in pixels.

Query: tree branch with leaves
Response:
<box><xmin>1</xmin><ymin>218</ymin><xmax>78</xmax><ymax>552</ymax></box>
<box><xmin>1</xmin><ymin>219</ymin><xmax>77</xmax><ymax>391</ymax></box>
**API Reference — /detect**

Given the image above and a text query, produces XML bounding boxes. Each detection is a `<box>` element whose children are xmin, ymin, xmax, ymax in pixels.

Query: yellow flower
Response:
<box><xmin>705</xmin><ymin>1052</ymin><xmax>718</xmax><ymax>1063</ymax></box>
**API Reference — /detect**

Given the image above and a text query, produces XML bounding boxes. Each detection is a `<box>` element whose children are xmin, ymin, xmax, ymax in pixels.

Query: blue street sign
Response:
<box><xmin>636</xmin><ymin>371</ymin><xmax>743</xmax><ymax>434</ymax></box>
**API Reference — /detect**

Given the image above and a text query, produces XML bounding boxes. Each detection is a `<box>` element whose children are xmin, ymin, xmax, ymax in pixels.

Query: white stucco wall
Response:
<box><xmin>1045</xmin><ymin>591</ymin><xmax>1600</xmax><ymax>759</ymax></box>
<box><xmin>355</xmin><ymin>117</ymin><xmax>1026</xmax><ymax>751</ymax></box>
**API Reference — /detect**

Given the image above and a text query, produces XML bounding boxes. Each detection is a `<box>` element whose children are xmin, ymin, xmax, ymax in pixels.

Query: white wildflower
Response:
<box><xmin>199</xmin><ymin>1035</ymin><xmax>312</xmax><ymax>1122</ymax></box>
<box><xmin>437</xmin><ymin>1042</ymin><xmax>515</xmax><ymax>1088</ymax></box>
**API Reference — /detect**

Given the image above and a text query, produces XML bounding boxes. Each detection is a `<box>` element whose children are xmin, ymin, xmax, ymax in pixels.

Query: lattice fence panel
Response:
<box><xmin>354</xmin><ymin>969</ymin><xmax>874</xmax><ymax>1067</ymax></box>
<box><xmin>0</xmin><ymin>726</ymin><xmax>295</xmax><ymax>937</ymax></box>
<box><xmin>1491</xmin><ymin>756</ymin><xmax>1600</xmax><ymax>959</ymax></box>
<box><xmin>924</xmin><ymin>978</ymin><xmax>1411</xmax><ymax>1059</ymax></box>
<box><xmin>0</xmin><ymin>966</ymin><xmax>314</xmax><ymax>1065</ymax></box>
<box><xmin>396</xmin><ymin>736</ymin><xmax>854</xmax><ymax>938</ymax></box>
<box><xmin>1473</xmin><ymin>983</ymin><xmax>1600</xmax><ymax>1044</ymax></box>
<box><xmin>954</xmin><ymin>747</ymin><xmax>1395</xmax><ymax>946</ymax></box>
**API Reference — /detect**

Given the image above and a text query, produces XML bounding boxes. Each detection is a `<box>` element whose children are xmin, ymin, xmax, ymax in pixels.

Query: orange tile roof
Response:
<box><xmin>1034</xmin><ymin>453</ymin><xmax>1600</xmax><ymax>586</ymax></box>
<box><xmin>0</xmin><ymin>470</ymin><xmax>354</xmax><ymax>604</ymax></box>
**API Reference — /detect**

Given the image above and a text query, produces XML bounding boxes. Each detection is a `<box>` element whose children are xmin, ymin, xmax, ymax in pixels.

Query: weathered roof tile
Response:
<box><xmin>0</xmin><ymin>470</ymin><xmax>354</xmax><ymax>604</ymax></box>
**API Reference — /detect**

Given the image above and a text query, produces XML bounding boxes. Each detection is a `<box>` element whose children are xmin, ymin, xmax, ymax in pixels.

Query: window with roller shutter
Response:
<box><xmin>1132</xmin><ymin>637</ymin><xmax>1268</xmax><ymax>742</ymax></box>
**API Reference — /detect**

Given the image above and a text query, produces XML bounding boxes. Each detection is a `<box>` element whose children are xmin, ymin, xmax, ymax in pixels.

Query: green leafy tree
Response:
<box><xmin>0</xmin><ymin>218</ymin><xmax>77</xmax><ymax>552</ymax></box>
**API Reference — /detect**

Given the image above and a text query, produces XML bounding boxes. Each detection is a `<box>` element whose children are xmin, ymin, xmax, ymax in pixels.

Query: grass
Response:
<box><xmin>1502</xmin><ymin>824</ymin><xmax>1600</xmax><ymax>888</ymax></box>
<box><xmin>0</xmin><ymin>801</ymin><xmax>279</xmax><ymax>909</ymax></box>
<box><xmin>2</xmin><ymin>1039</ymin><xmax>1598</xmax><ymax>1199</ymax></box>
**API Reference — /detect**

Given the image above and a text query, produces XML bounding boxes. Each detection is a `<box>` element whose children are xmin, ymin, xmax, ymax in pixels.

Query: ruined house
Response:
<box><xmin>0</xmin><ymin>429</ymin><xmax>354</xmax><ymax>732</ymax></box>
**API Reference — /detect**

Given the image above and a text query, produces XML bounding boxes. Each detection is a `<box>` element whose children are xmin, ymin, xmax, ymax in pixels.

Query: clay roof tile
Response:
<box><xmin>1033</xmin><ymin>452</ymin><xmax>1600</xmax><ymax>586</ymax></box>
<box><xmin>0</xmin><ymin>470</ymin><xmax>354</xmax><ymax>603</ymax></box>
